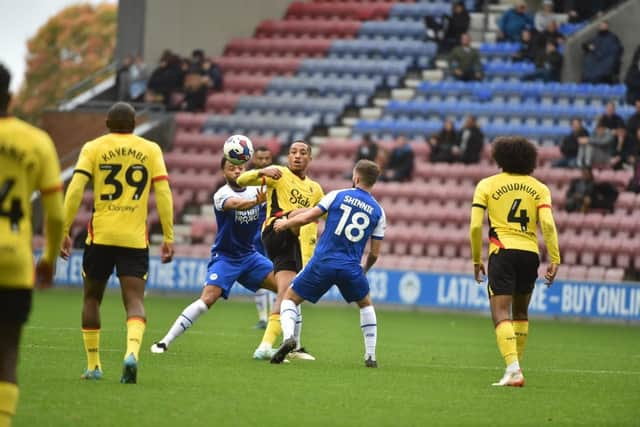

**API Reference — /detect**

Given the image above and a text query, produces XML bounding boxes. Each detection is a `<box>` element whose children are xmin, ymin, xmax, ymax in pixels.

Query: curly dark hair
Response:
<box><xmin>0</xmin><ymin>64</ymin><xmax>10</xmax><ymax>113</ymax></box>
<box><xmin>491</xmin><ymin>136</ymin><xmax>537</xmax><ymax>175</ymax></box>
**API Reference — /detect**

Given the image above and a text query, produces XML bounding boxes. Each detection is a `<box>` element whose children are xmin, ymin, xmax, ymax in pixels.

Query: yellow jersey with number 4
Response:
<box><xmin>73</xmin><ymin>133</ymin><xmax>169</xmax><ymax>248</ymax></box>
<box><xmin>0</xmin><ymin>117</ymin><xmax>63</xmax><ymax>288</ymax></box>
<box><xmin>471</xmin><ymin>172</ymin><xmax>555</xmax><ymax>257</ymax></box>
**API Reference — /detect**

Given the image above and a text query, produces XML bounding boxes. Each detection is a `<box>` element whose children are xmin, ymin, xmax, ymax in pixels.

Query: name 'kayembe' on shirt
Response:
<box><xmin>101</xmin><ymin>147</ymin><xmax>149</xmax><ymax>163</ymax></box>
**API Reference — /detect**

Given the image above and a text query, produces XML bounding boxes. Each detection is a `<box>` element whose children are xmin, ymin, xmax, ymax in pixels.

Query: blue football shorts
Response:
<box><xmin>204</xmin><ymin>251</ymin><xmax>273</xmax><ymax>299</ymax></box>
<box><xmin>291</xmin><ymin>260</ymin><xmax>370</xmax><ymax>304</ymax></box>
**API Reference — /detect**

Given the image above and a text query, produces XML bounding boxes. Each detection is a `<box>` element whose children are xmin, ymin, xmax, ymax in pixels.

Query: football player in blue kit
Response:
<box><xmin>269</xmin><ymin>160</ymin><xmax>386</xmax><ymax>367</ymax></box>
<box><xmin>151</xmin><ymin>158</ymin><xmax>277</xmax><ymax>354</ymax></box>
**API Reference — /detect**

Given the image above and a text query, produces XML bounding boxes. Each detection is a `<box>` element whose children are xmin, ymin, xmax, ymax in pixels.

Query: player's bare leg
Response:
<box><xmin>0</xmin><ymin>320</ymin><xmax>21</xmax><ymax>426</ymax></box>
<box><xmin>80</xmin><ymin>278</ymin><xmax>108</xmax><ymax>380</ymax></box>
<box><xmin>151</xmin><ymin>285</ymin><xmax>223</xmax><ymax>354</ymax></box>
<box><xmin>357</xmin><ymin>294</ymin><xmax>378</xmax><ymax>368</ymax></box>
<box><xmin>270</xmin><ymin>287</ymin><xmax>304</xmax><ymax>364</ymax></box>
<box><xmin>490</xmin><ymin>295</ymin><xmax>524</xmax><ymax>387</ymax></box>
<box><xmin>119</xmin><ymin>276</ymin><xmax>148</xmax><ymax>384</ymax></box>
<box><xmin>512</xmin><ymin>293</ymin><xmax>532</xmax><ymax>362</ymax></box>
<box><xmin>253</xmin><ymin>270</ymin><xmax>294</xmax><ymax>359</ymax></box>
<box><xmin>254</xmin><ymin>290</ymin><xmax>270</xmax><ymax>329</ymax></box>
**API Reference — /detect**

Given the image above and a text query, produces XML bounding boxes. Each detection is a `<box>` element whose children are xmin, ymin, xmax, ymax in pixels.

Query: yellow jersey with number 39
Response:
<box><xmin>471</xmin><ymin>172</ymin><xmax>560</xmax><ymax>263</ymax></box>
<box><xmin>73</xmin><ymin>133</ymin><xmax>169</xmax><ymax>248</ymax></box>
<box><xmin>0</xmin><ymin>117</ymin><xmax>63</xmax><ymax>288</ymax></box>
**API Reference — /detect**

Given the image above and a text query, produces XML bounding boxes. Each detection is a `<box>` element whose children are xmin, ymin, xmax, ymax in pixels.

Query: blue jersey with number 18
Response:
<box><xmin>314</xmin><ymin>188</ymin><xmax>385</xmax><ymax>264</ymax></box>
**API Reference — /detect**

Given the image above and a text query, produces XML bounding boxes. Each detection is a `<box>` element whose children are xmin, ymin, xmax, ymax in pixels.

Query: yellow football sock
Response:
<box><xmin>495</xmin><ymin>320</ymin><xmax>518</xmax><ymax>366</ymax></box>
<box><xmin>513</xmin><ymin>320</ymin><xmax>529</xmax><ymax>362</ymax></box>
<box><xmin>261</xmin><ymin>313</ymin><xmax>281</xmax><ymax>346</ymax></box>
<box><xmin>82</xmin><ymin>328</ymin><xmax>101</xmax><ymax>371</ymax></box>
<box><xmin>0</xmin><ymin>381</ymin><xmax>18</xmax><ymax>427</ymax></box>
<box><xmin>125</xmin><ymin>317</ymin><xmax>146</xmax><ymax>361</ymax></box>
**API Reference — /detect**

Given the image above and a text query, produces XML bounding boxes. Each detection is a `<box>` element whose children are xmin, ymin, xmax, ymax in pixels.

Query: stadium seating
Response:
<box><xmin>307</xmin><ymin>136</ymin><xmax>638</xmax><ymax>278</ymax></box>
<box><xmin>122</xmin><ymin>0</ymin><xmax>637</xmax><ymax>283</ymax></box>
<box><xmin>285</xmin><ymin>1</ymin><xmax>393</xmax><ymax>20</ymax></box>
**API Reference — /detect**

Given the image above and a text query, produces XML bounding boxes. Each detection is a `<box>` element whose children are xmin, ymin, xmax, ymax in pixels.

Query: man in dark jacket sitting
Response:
<box><xmin>553</xmin><ymin>118</ymin><xmax>588</xmax><ymax>168</ymax></box>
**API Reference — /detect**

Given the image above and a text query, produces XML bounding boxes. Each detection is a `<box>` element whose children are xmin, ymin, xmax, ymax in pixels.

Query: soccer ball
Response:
<box><xmin>223</xmin><ymin>134</ymin><xmax>254</xmax><ymax>165</ymax></box>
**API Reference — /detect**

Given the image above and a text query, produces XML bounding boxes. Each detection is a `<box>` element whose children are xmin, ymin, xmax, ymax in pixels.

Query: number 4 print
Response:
<box><xmin>508</xmin><ymin>198</ymin><xmax>530</xmax><ymax>232</ymax></box>
<box><xmin>0</xmin><ymin>178</ymin><xmax>24</xmax><ymax>231</ymax></box>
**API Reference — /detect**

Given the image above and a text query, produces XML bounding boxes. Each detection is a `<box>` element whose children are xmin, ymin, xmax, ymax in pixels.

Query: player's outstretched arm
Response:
<box><xmin>38</xmin><ymin>188</ymin><xmax>64</xmax><ymax>287</ymax></box>
<box><xmin>539</xmin><ymin>207</ymin><xmax>561</xmax><ymax>286</ymax></box>
<box><xmin>60</xmin><ymin>173</ymin><xmax>90</xmax><ymax>259</ymax></box>
<box><xmin>223</xmin><ymin>189</ymin><xmax>266</xmax><ymax>212</ymax></box>
<box><xmin>237</xmin><ymin>167</ymin><xmax>281</xmax><ymax>187</ymax></box>
<box><xmin>154</xmin><ymin>178</ymin><xmax>175</xmax><ymax>263</ymax></box>
<box><xmin>363</xmin><ymin>239</ymin><xmax>382</xmax><ymax>273</ymax></box>
<box><xmin>469</xmin><ymin>204</ymin><xmax>485</xmax><ymax>282</ymax></box>
<box><xmin>273</xmin><ymin>206</ymin><xmax>324</xmax><ymax>232</ymax></box>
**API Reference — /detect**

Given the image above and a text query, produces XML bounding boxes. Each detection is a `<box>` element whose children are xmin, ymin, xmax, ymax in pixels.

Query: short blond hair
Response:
<box><xmin>354</xmin><ymin>159</ymin><xmax>380</xmax><ymax>187</ymax></box>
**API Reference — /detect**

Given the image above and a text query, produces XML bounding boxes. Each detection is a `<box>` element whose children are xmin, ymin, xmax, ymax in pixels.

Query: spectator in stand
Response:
<box><xmin>182</xmin><ymin>64</ymin><xmax>208</xmax><ymax>112</ymax></box>
<box><xmin>127</xmin><ymin>55</ymin><xmax>149</xmax><ymax>102</ymax></box>
<box><xmin>449</xmin><ymin>33</ymin><xmax>483</xmax><ymax>82</ymax></box>
<box><xmin>577</xmin><ymin>118</ymin><xmax>614</xmax><ymax>168</ymax></box>
<box><xmin>497</xmin><ymin>2</ymin><xmax>534</xmax><ymax>42</ymax></box>
<box><xmin>523</xmin><ymin>41</ymin><xmax>563</xmax><ymax>82</ymax></box>
<box><xmin>181</xmin><ymin>50</ymin><xmax>224</xmax><ymax>112</ymax></box>
<box><xmin>116</xmin><ymin>55</ymin><xmax>133</xmax><ymax>101</ymax></box>
<box><xmin>628</xmin><ymin>140</ymin><xmax>640</xmax><ymax>193</ymax></box>
<box><xmin>609</xmin><ymin>126</ymin><xmax>635</xmax><ymax>170</ymax></box>
<box><xmin>624</xmin><ymin>46</ymin><xmax>640</xmax><ymax>105</ymax></box>
<box><xmin>191</xmin><ymin>49</ymin><xmax>223</xmax><ymax>91</ymax></box>
<box><xmin>626</xmin><ymin>99</ymin><xmax>640</xmax><ymax>146</ymax></box>
<box><xmin>145</xmin><ymin>51</ymin><xmax>184</xmax><ymax>109</ymax></box>
<box><xmin>535</xmin><ymin>0</ymin><xmax>556</xmax><ymax>32</ymax></box>
<box><xmin>535</xmin><ymin>21</ymin><xmax>565</xmax><ymax>52</ymax></box>
<box><xmin>345</xmin><ymin>134</ymin><xmax>379</xmax><ymax>179</ymax></box>
<box><xmin>355</xmin><ymin>134</ymin><xmax>379</xmax><ymax>163</ymax></box>
<box><xmin>553</xmin><ymin>118</ymin><xmax>588</xmax><ymax>168</ymax></box>
<box><xmin>424</xmin><ymin>1</ymin><xmax>469</xmax><ymax>54</ymax></box>
<box><xmin>512</xmin><ymin>29</ymin><xmax>536</xmax><ymax>62</ymax></box>
<box><xmin>564</xmin><ymin>0</ymin><xmax>624</xmax><ymax>21</ymax></box>
<box><xmin>581</xmin><ymin>21</ymin><xmax>623</xmax><ymax>84</ymax></box>
<box><xmin>599</xmin><ymin>101</ymin><xmax>625</xmax><ymax>130</ymax></box>
<box><xmin>444</xmin><ymin>2</ymin><xmax>471</xmax><ymax>53</ymax></box>
<box><xmin>565</xmin><ymin>168</ymin><xmax>596</xmax><ymax>213</ymax></box>
<box><xmin>454</xmin><ymin>115</ymin><xmax>484</xmax><ymax>164</ymax></box>
<box><xmin>381</xmin><ymin>136</ymin><xmax>414</xmax><ymax>182</ymax></box>
<box><xmin>565</xmin><ymin>167</ymin><xmax>620</xmax><ymax>214</ymax></box>
<box><xmin>429</xmin><ymin>119</ymin><xmax>459</xmax><ymax>163</ymax></box>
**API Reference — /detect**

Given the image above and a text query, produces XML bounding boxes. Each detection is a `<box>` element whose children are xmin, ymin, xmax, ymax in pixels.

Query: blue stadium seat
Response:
<box><xmin>390</xmin><ymin>2</ymin><xmax>452</xmax><ymax>19</ymax></box>
<box><xmin>479</xmin><ymin>42</ymin><xmax>521</xmax><ymax>57</ymax></box>
<box><xmin>329</xmin><ymin>39</ymin><xmax>437</xmax><ymax>59</ymax></box>
<box><xmin>359</xmin><ymin>21</ymin><xmax>425</xmax><ymax>39</ymax></box>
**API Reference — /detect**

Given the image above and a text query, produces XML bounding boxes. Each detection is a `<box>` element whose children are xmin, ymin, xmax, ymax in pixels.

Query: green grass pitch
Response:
<box><xmin>15</xmin><ymin>289</ymin><xmax>640</xmax><ymax>427</ymax></box>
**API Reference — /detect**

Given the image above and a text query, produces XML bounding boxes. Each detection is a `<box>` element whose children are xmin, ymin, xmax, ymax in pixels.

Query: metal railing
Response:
<box><xmin>61</xmin><ymin>61</ymin><xmax>118</xmax><ymax>104</ymax></box>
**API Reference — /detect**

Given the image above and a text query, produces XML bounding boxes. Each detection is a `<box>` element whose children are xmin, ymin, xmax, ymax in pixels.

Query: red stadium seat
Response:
<box><xmin>222</xmin><ymin>74</ymin><xmax>272</xmax><ymax>94</ymax></box>
<box><xmin>586</xmin><ymin>266</ymin><xmax>605</xmax><ymax>282</ymax></box>
<box><xmin>285</xmin><ymin>1</ymin><xmax>392</xmax><ymax>20</ymax></box>
<box><xmin>224</xmin><ymin>38</ymin><xmax>332</xmax><ymax>57</ymax></box>
<box><xmin>164</xmin><ymin>152</ymin><xmax>221</xmax><ymax>175</ymax></box>
<box><xmin>174</xmin><ymin>113</ymin><xmax>208</xmax><ymax>132</ymax></box>
<box><xmin>206</xmin><ymin>93</ymin><xmax>240</xmax><ymax>113</ymax></box>
<box><xmin>214</xmin><ymin>56</ymin><xmax>302</xmax><ymax>76</ymax></box>
<box><xmin>567</xmin><ymin>265</ymin><xmax>588</xmax><ymax>281</ymax></box>
<box><xmin>603</xmin><ymin>268</ymin><xmax>625</xmax><ymax>282</ymax></box>
<box><xmin>256</xmin><ymin>19</ymin><xmax>361</xmax><ymax>38</ymax></box>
